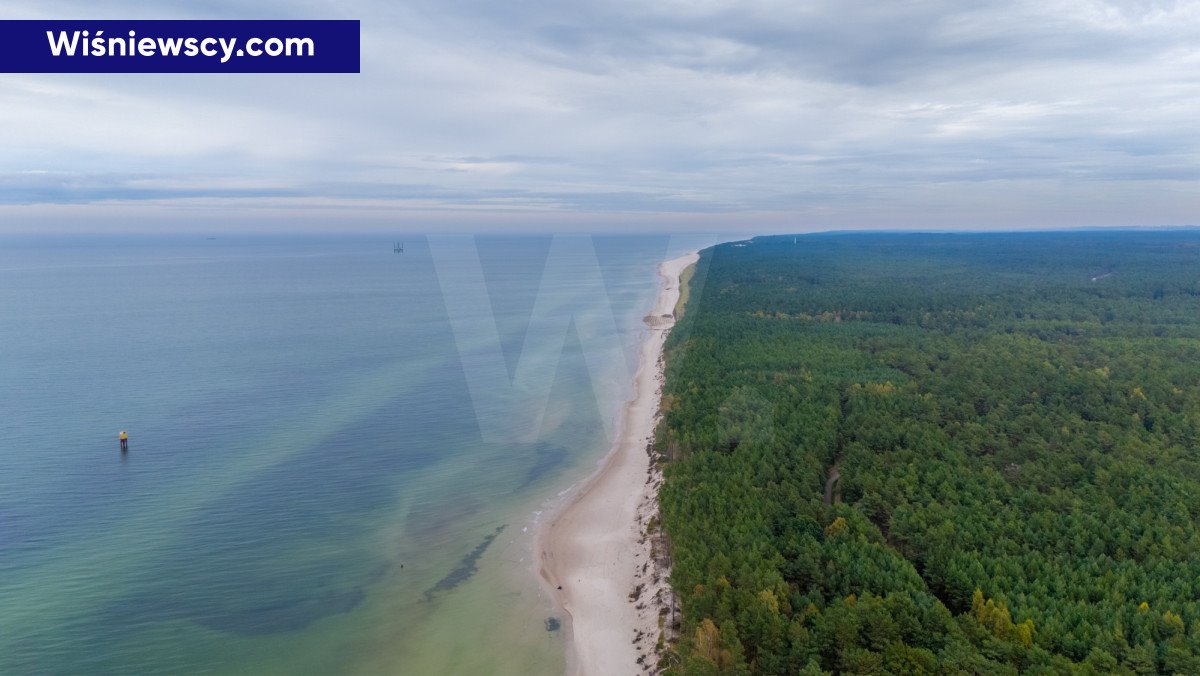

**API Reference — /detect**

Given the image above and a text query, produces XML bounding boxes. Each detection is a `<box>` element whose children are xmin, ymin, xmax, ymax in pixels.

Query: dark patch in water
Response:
<box><xmin>106</xmin><ymin>584</ymin><xmax>366</xmax><ymax>636</ymax></box>
<box><xmin>545</xmin><ymin>616</ymin><xmax>561</xmax><ymax>632</ymax></box>
<box><xmin>207</xmin><ymin>587</ymin><xmax>366</xmax><ymax>635</ymax></box>
<box><xmin>406</xmin><ymin>496</ymin><xmax>483</xmax><ymax>542</ymax></box>
<box><xmin>522</xmin><ymin>442</ymin><xmax>568</xmax><ymax>488</ymax></box>
<box><xmin>365</xmin><ymin>560</ymin><xmax>393</xmax><ymax>584</ymax></box>
<box><xmin>423</xmin><ymin>525</ymin><xmax>506</xmax><ymax>601</ymax></box>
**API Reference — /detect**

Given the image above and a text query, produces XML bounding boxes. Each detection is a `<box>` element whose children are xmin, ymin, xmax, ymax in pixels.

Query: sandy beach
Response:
<box><xmin>538</xmin><ymin>250</ymin><xmax>699</xmax><ymax>676</ymax></box>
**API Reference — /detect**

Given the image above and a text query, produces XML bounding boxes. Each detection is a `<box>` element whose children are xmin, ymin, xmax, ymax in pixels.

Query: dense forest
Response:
<box><xmin>655</xmin><ymin>231</ymin><xmax>1200</xmax><ymax>674</ymax></box>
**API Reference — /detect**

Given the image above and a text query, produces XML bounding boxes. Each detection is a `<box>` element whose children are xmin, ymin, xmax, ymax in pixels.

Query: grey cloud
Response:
<box><xmin>0</xmin><ymin>172</ymin><xmax>297</xmax><ymax>205</ymax></box>
<box><xmin>1</xmin><ymin>0</ymin><xmax>1199</xmax><ymax>231</ymax></box>
<box><xmin>419</xmin><ymin>1</ymin><xmax>1180</xmax><ymax>85</ymax></box>
<box><xmin>0</xmin><ymin>171</ymin><xmax>738</xmax><ymax>213</ymax></box>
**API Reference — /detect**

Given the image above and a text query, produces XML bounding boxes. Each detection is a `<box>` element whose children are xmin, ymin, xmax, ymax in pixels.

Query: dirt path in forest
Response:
<box><xmin>824</xmin><ymin>465</ymin><xmax>841</xmax><ymax>507</ymax></box>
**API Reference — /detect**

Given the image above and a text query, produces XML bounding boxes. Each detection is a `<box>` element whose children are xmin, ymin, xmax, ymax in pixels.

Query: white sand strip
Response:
<box><xmin>538</xmin><ymin>251</ymin><xmax>699</xmax><ymax>676</ymax></box>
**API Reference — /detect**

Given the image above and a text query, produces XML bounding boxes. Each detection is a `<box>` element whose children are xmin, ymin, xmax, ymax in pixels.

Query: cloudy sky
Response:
<box><xmin>1</xmin><ymin>0</ymin><xmax>1199</xmax><ymax>233</ymax></box>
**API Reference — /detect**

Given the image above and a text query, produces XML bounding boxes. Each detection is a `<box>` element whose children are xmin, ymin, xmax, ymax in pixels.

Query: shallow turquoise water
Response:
<box><xmin>0</xmin><ymin>234</ymin><xmax>698</xmax><ymax>674</ymax></box>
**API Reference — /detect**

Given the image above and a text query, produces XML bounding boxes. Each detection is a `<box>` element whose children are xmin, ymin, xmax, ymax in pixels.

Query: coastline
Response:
<box><xmin>537</xmin><ymin>250</ymin><xmax>699</xmax><ymax>676</ymax></box>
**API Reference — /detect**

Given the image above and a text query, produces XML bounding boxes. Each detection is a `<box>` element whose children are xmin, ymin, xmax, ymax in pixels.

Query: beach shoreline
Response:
<box><xmin>537</xmin><ymin>250</ymin><xmax>699</xmax><ymax>676</ymax></box>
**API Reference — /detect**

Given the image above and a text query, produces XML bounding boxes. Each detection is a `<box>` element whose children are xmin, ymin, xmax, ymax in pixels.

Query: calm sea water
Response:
<box><xmin>0</xmin><ymin>234</ymin><xmax>699</xmax><ymax>674</ymax></box>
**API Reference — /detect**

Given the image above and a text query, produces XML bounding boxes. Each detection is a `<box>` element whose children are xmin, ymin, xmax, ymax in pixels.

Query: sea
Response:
<box><xmin>0</xmin><ymin>234</ymin><xmax>706</xmax><ymax>674</ymax></box>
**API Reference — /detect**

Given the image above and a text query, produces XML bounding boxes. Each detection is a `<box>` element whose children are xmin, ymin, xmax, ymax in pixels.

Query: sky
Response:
<box><xmin>1</xmin><ymin>0</ymin><xmax>1199</xmax><ymax>233</ymax></box>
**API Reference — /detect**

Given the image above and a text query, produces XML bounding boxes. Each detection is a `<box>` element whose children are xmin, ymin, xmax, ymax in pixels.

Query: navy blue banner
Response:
<box><xmin>0</xmin><ymin>20</ymin><xmax>359</xmax><ymax>73</ymax></box>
